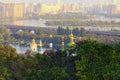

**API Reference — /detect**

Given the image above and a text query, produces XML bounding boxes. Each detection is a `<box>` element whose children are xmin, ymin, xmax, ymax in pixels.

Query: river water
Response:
<box><xmin>13</xmin><ymin>19</ymin><xmax>120</xmax><ymax>31</ymax></box>
<box><xmin>1</xmin><ymin>16</ymin><xmax>120</xmax><ymax>29</ymax></box>
<box><xmin>0</xmin><ymin>19</ymin><xmax>58</xmax><ymax>28</ymax></box>
<box><xmin>10</xmin><ymin>44</ymin><xmax>30</xmax><ymax>54</ymax></box>
<box><xmin>10</xmin><ymin>44</ymin><xmax>48</xmax><ymax>54</ymax></box>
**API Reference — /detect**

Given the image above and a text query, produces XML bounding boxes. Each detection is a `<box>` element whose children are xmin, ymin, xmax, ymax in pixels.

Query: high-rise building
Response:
<box><xmin>39</xmin><ymin>1</ymin><xmax>63</xmax><ymax>15</ymax></box>
<box><xmin>107</xmin><ymin>0</ymin><xmax>119</xmax><ymax>14</ymax></box>
<box><xmin>113</xmin><ymin>0</ymin><xmax>118</xmax><ymax>5</ymax></box>
<box><xmin>71</xmin><ymin>3</ymin><xmax>79</xmax><ymax>12</ymax></box>
<box><xmin>62</xmin><ymin>4</ymin><xmax>71</xmax><ymax>12</ymax></box>
<box><xmin>0</xmin><ymin>2</ymin><xmax>23</xmax><ymax>18</ymax></box>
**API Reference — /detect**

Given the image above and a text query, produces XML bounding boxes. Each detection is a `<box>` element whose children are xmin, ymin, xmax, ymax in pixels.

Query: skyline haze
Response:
<box><xmin>0</xmin><ymin>0</ymin><xmax>119</xmax><ymax>4</ymax></box>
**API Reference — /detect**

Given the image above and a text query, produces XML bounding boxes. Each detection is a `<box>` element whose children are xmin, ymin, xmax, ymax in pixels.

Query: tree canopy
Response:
<box><xmin>0</xmin><ymin>41</ymin><xmax>119</xmax><ymax>80</ymax></box>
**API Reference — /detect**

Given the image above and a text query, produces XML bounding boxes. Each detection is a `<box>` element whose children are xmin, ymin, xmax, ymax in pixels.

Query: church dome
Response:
<box><xmin>67</xmin><ymin>32</ymin><xmax>75</xmax><ymax>48</ymax></box>
<box><xmin>31</xmin><ymin>39</ymin><xmax>37</xmax><ymax>47</ymax></box>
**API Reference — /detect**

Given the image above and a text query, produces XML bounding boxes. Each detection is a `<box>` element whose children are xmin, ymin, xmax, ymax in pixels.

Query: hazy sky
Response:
<box><xmin>0</xmin><ymin>0</ymin><xmax>118</xmax><ymax>4</ymax></box>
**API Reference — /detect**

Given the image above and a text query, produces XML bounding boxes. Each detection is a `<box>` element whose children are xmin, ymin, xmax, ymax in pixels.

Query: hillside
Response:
<box><xmin>0</xmin><ymin>41</ymin><xmax>120</xmax><ymax>80</ymax></box>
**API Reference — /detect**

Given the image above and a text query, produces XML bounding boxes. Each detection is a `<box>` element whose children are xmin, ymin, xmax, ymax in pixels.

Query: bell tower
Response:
<box><xmin>67</xmin><ymin>29</ymin><xmax>75</xmax><ymax>48</ymax></box>
<box><xmin>39</xmin><ymin>40</ymin><xmax>44</xmax><ymax>54</ymax></box>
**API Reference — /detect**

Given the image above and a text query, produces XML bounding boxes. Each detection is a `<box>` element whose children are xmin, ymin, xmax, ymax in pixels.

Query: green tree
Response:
<box><xmin>0</xmin><ymin>34</ymin><xmax>4</xmax><ymax>44</ymax></box>
<box><xmin>74</xmin><ymin>41</ymin><xmax>120</xmax><ymax>80</ymax></box>
<box><xmin>80</xmin><ymin>28</ymin><xmax>86</xmax><ymax>37</ymax></box>
<box><xmin>0</xmin><ymin>26</ymin><xmax>10</xmax><ymax>43</ymax></box>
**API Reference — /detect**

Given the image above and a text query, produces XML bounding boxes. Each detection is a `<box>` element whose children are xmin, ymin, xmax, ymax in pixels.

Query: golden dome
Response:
<box><xmin>67</xmin><ymin>31</ymin><xmax>75</xmax><ymax>47</ymax></box>
<box><xmin>31</xmin><ymin>39</ymin><xmax>37</xmax><ymax>47</ymax></box>
<box><xmin>70</xmin><ymin>32</ymin><xmax>74</xmax><ymax>43</ymax></box>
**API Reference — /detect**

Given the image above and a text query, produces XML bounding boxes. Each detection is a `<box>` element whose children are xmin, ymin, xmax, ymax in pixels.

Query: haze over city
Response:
<box><xmin>0</xmin><ymin>0</ymin><xmax>119</xmax><ymax>4</ymax></box>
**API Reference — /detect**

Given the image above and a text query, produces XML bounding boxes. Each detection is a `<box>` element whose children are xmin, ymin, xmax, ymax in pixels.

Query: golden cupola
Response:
<box><xmin>61</xmin><ymin>36</ymin><xmax>65</xmax><ymax>51</ymax></box>
<box><xmin>61</xmin><ymin>36</ymin><xmax>65</xmax><ymax>48</ymax></box>
<box><xmin>67</xmin><ymin>30</ymin><xmax>75</xmax><ymax>47</ymax></box>
<box><xmin>31</xmin><ymin>39</ymin><xmax>37</xmax><ymax>47</ymax></box>
<box><xmin>70</xmin><ymin>32</ymin><xmax>74</xmax><ymax>44</ymax></box>
<box><xmin>30</xmin><ymin>39</ymin><xmax>37</xmax><ymax>52</ymax></box>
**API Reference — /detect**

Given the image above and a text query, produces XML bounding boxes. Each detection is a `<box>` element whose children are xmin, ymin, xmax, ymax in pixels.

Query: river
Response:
<box><xmin>0</xmin><ymin>19</ymin><xmax>120</xmax><ymax>31</ymax></box>
<box><xmin>0</xmin><ymin>19</ymin><xmax>58</xmax><ymax>28</ymax></box>
<box><xmin>10</xmin><ymin>44</ymin><xmax>48</xmax><ymax>54</ymax></box>
<box><xmin>10</xmin><ymin>44</ymin><xmax>30</xmax><ymax>54</ymax></box>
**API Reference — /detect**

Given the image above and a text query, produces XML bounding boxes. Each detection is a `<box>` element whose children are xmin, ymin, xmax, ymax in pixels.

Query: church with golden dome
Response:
<box><xmin>67</xmin><ymin>31</ymin><xmax>75</xmax><ymax>48</ymax></box>
<box><xmin>30</xmin><ymin>31</ymin><xmax>76</xmax><ymax>55</ymax></box>
<box><xmin>30</xmin><ymin>39</ymin><xmax>37</xmax><ymax>52</ymax></box>
<box><xmin>60</xmin><ymin>30</ymin><xmax>75</xmax><ymax>52</ymax></box>
<box><xmin>30</xmin><ymin>39</ymin><xmax>45</xmax><ymax>54</ymax></box>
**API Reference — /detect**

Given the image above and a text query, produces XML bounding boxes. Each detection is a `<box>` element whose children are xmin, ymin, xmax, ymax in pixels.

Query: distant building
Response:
<box><xmin>30</xmin><ymin>30</ymin><xmax>35</xmax><ymax>34</ymax></box>
<box><xmin>39</xmin><ymin>1</ymin><xmax>62</xmax><ymax>15</ymax></box>
<box><xmin>107</xmin><ymin>4</ymin><xmax>120</xmax><ymax>14</ymax></box>
<box><xmin>62</xmin><ymin>4</ymin><xmax>71</xmax><ymax>12</ymax></box>
<box><xmin>113</xmin><ymin>0</ymin><xmax>118</xmax><ymax>5</ymax></box>
<box><xmin>70</xmin><ymin>3</ymin><xmax>79</xmax><ymax>12</ymax></box>
<box><xmin>0</xmin><ymin>2</ymin><xmax>23</xmax><ymax>18</ymax></box>
<box><xmin>16</xmin><ymin>29</ymin><xmax>24</xmax><ymax>34</ymax></box>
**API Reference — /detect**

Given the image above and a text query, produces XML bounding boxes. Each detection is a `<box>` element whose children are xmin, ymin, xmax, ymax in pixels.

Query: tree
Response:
<box><xmin>80</xmin><ymin>28</ymin><xmax>86</xmax><ymax>37</ymax></box>
<box><xmin>0</xmin><ymin>34</ymin><xmax>4</xmax><ymax>44</ymax></box>
<box><xmin>0</xmin><ymin>26</ymin><xmax>10</xmax><ymax>43</ymax></box>
<box><xmin>0</xmin><ymin>41</ymin><xmax>119</xmax><ymax>80</ymax></box>
<box><xmin>74</xmin><ymin>41</ymin><xmax>120</xmax><ymax>80</ymax></box>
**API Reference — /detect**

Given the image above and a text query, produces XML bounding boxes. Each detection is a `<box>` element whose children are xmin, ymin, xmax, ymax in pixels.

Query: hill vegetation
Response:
<box><xmin>0</xmin><ymin>40</ymin><xmax>120</xmax><ymax>80</ymax></box>
<box><xmin>45</xmin><ymin>20</ymin><xmax>120</xmax><ymax>26</ymax></box>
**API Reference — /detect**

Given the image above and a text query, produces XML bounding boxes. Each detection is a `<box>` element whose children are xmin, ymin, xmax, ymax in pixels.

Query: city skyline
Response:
<box><xmin>0</xmin><ymin>0</ymin><xmax>119</xmax><ymax>4</ymax></box>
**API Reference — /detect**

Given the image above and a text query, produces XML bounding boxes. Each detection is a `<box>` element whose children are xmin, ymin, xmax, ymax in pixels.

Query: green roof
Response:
<box><xmin>67</xmin><ymin>41</ymin><xmax>75</xmax><ymax>48</ymax></box>
<box><xmin>61</xmin><ymin>48</ymin><xmax>65</xmax><ymax>52</ymax></box>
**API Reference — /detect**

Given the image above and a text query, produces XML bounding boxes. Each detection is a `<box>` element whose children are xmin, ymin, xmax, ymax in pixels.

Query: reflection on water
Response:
<box><xmin>13</xmin><ymin>20</ymin><xmax>23</xmax><ymax>25</ymax></box>
<box><xmin>0</xmin><ymin>20</ymin><xmax>22</xmax><ymax>25</ymax></box>
<box><xmin>10</xmin><ymin>44</ymin><xmax>30</xmax><ymax>54</ymax></box>
<box><xmin>0</xmin><ymin>19</ymin><xmax>49</xmax><ymax>27</ymax></box>
<box><xmin>22</xmin><ymin>19</ymin><xmax>47</xmax><ymax>27</ymax></box>
<box><xmin>10</xmin><ymin>44</ymin><xmax>47</xmax><ymax>54</ymax></box>
<box><xmin>1</xmin><ymin>16</ymin><xmax>120</xmax><ymax>27</ymax></box>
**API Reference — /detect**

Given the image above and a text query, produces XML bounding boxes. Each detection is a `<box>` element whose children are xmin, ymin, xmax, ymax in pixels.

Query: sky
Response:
<box><xmin>0</xmin><ymin>0</ymin><xmax>118</xmax><ymax>4</ymax></box>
